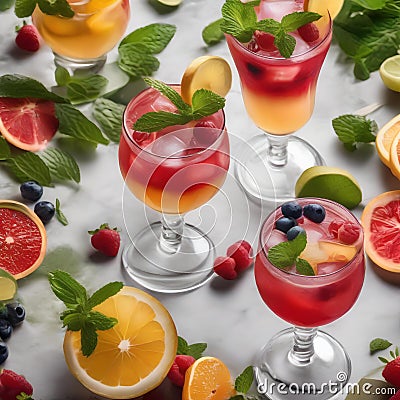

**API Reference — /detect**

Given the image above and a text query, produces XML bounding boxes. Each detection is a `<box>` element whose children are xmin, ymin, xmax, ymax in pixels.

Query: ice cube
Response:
<box><xmin>151</xmin><ymin>133</ymin><xmax>187</xmax><ymax>157</ymax></box>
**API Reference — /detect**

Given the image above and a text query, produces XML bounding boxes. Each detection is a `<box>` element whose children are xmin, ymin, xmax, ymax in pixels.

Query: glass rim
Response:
<box><xmin>64</xmin><ymin>0</ymin><xmax>127</xmax><ymax>17</ymax></box>
<box><xmin>258</xmin><ymin>197</ymin><xmax>364</xmax><ymax>279</ymax></box>
<box><xmin>121</xmin><ymin>84</ymin><xmax>227</xmax><ymax>160</ymax></box>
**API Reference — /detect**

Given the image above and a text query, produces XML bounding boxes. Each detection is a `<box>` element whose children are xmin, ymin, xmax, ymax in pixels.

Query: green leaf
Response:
<box><xmin>281</xmin><ymin>11</ymin><xmax>321</xmax><ymax>32</ymax></box>
<box><xmin>354</xmin><ymin>59</ymin><xmax>371</xmax><ymax>80</ymax></box>
<box><xmin>186</xmin><ymin>343</ymin><xmax>207</xmax><ymax>359</ymax></box>
<box><xmin>133</xmin><ymin>111</ymin><xmax>192</xmax><ymax>133</ymax></box>
<box><xmin>62</xmin><ymin>312</ymin><xmax>84</xmax><ymax>331</ymax></box>
<box><xmin>7</xmin><ymin>152</ymin><xmax>52</xmax><ymax>186</ymax></box>
<box><xmin>352</xmin><ymin>0</ymin><xmax>387</xmax><ymax>10</ymax></box>
<box><xmin>55</xmin><ymin>198</ymin><xmax>68</xmax><ymax>226</ymax></box>
<box><xmin>177</xmin><ymin>336</ymin><xmax>189</xmax><ymax>355</ymax></box>
<box><xmin>40</xmin><ymin>147</ymin><xmax>80</xmax><ymax>183</ymax></box>
<box><xmin>55</xmin><ymin>66</ymin><xmax>71</xmax><ymax>87</ymax></box>
<box><xmin>87</xmin><ymin>282</ymin><xmax>123</xmax><ymax>309</ymax></box>
<box><xmin>295</xmin><ymin>258</ymin><xmax>315</xmax><ymax>276</ymax></box>
<box><xmin>370</xmin><ymin>338</ymin><xmax>392</xmax><ymax>354</ymax></box>
<box><xmin>267</xmin><ymin>233</ymin><xmax>307</xmax><ymax>269</ymax></box>
<box><xmin>65</xmin><ymin>75</ymin><xmax>108</xmax><ymax>105</ymax></box>
<box><xmin>55</xmin><ymin>103</ymin><xmax>109</xmax><ymax>145</ymax></box>
<box><xmin>255</xmin><ymin>18</ymin><xmax>281</xmax><ymax>36</ymax></box>
<box><xmin>379</xmin><ymin>356</ymin><xmax>389</xmax><ymax>364</ymax></box>
<box><xmin>93</xmin><ymin>98</ymin><xmax>125</xmax><ymax>143</ymax></box>
<box><xmin>37</xmin><ymin>0</ymin><xmax>74</xmax><ymax>17</ymax></box>
<box><xmin>87</xmin><ymin>311</ymin><xmax>118</xmax><ymax>331</ymax></box>
<box><xmin>274</xmin><ymin>31</ymin><xmax>296</xmax><ymax>58</ymax></box>
<box><xmin>202</xmin><ymin>18</ymin><xmax>225</xmax><ymax>46</ymax></box>
<box><xmin>14</xmin><ymin>0</ymin><xmax>36</xmax><ymax>17</ymax></box>
<box><xmin>81</xmin><ymin>322</ymin><xmax>98</xmax><ymax>357</ymax></box>
<box><xmin>0</xmin><ymin>0</ymin><xmax>15</xmax><ymax>11</ymax></box>
<box><xmin>0</xmin><ymin>137</ymin><xmax>11</xmax><ymax>160</ymax></box>
<box><xmin>235</xmin><ymin>366</ymin><xmax>254</xmax><ymax>394</ymax></box>
<box><xmin>48</xmin><ymin>270</ymin><xmax>88</xmax><ymax>306</ymax></box>
<box><xmin>119</xmin><ymin>23</ymin><xmax>176</xmax><ymax>54</ymax></box>
<box><xmin>191</xmin><ymin>89</ymin><xmax>226</xmax><ymax>119</ymax></box>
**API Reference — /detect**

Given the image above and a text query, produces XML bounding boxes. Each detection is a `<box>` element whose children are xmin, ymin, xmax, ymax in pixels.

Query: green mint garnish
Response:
<box><xmin>177</xmin><ymin>336</ymin><xmax>207</xmax><ymax>360</ymax></box>
<box><xmin>93</xmin><ymin>98</ymin><xmax>125</xmax><ymax>143</ymax></box>
<box><xmin>221</xmin><ymin>0</ymin><xmax>321</xmax><ymax>58</ymax></box>
<box><xmin>295</xmin><ymin>258</ymin><xmax>315</xmax><ymax>276</ymax></box>
<box><xmin>235</xmin><ymin>366</ymin><xmax>254</xmax><ymax>394</ymax></box>
<box><xmin>133</xmin><ymin>77</ymin><xmax>225</xmax><ymax>133</ymax></box>
<box><xmin>332</xmin><ymin>114</ymin><xmax>378</xmax><ymax>151</ymax></box>
<box><xmin>15</xmin><ymin>0</ymin><xmax>74</xmax><ymax>18</ymax></box>
<box><xmin>0</xmin><ymin>0</ymin><xmax>14</xmax><ymax>11</ymax></box>
<box><xmin>49</xmin><ymin>270</ymin><xmax>123</xmax><ymax>357</ymax></box>
<box><xmin>0</xmin><ymin>136</ymin><xmax>11</xmax><ymax>160</ymax></box>
<box><xmin>370</xmin><ymin>338</ymin><xmax>393</xmax><ymax>355</ymax></box>
<box><xmin>55</xmin><ymin>198</ymin><xmax>68</xmax><ymax>226</ymax></box>
<box><xmin>202</xmin><ymin>18</ymin><xmax>225</xmax><ymax>46</ymax></box>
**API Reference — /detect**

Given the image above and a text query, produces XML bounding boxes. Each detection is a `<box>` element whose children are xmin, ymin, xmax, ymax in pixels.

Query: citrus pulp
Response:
<box><xmin>379</xmin><ymin>55</ymin><xmax>400</xmax><ymax>93</ymax></box>
<box><xmin>376</xmin><ymin>114</ymin><xmax>400</xmax><ymax>168</ymax></box>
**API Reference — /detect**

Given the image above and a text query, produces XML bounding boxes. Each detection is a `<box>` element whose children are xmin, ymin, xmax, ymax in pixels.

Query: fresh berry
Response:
<box><xmin>226</xmin><ymin>241</ymin><xmax>253</xmax><ymax>273</ymax></box>
<box><xmin>234</xmin><ymin>240</ymin><xmax>252</xmax><ymax>254</ymax></box>
<box><xmin>383</xmin><ymin>356</ymin><xmax>400</xmax><ymax>388</ymax></box>
<box><xmin>15</xmin><ymin>23</ymin><xmax>40</xmax><ymax>52</ymax></box>
<box><xmin>213</xmin><ymin>256</ymin><xmax>237</xmax><ymax>280</ymax></box>
<box><xmin>34</xmin><ymin>201</ymin><xmax>55</xmax><ymax>223</ymax></box>
<box><xmin>275</xmin><ymin>217</ymin><xmax>297</xmax><ymax>233</ymax></box>
<box><xmin>89</xmin><ymin>223</ymin><xmax>121</xmax><ymax>257</ymax></box>
<box><xmin>286</xmin><ymin>226</ymin><xmax>305</xmax><ymax>241</ymax></box>
<box><xmin>0</xmin><ymin>369</ymin><xmax>33</xmax><ymax>399</ymax></box>
<box><xmin>6</xmin><ymin>303</ymin><xmax>26</xmax><ymax>327</ymax></box>
<box><xmin>0</xmin><ymin>319</ymin><xmax>12</xmax><ymax>340</ymax></box>
<box><xmin>303</xmin><ymin>204</ymin><xmax>326</xmax><ymax>223</ymax></box>
<box><xmin>298</xmin><ymin>23</ymin><xmax>320</xmax><ymax>43</ymax></box>
<box><xmin>20</xmin><ymin>181</ymin><xmax>43</xmax><ymax>202</ymax></box>
<box><xmin>167</xmin><ymin>355</ymin><xmax>196</xmax><ymax>387</ymax></box>
<box><xmin>337</xmin><ymin>222</ymin><xmax>360</xmax><ymax>244</ymax></box>
<box><xmin>0</xmin><ymin>341</ymin><xmax>8</xmax><ymax>364</ymax></box>
<box><xmin>281</xmin><ymin>201</ymin><xmax>303</xmax><ymax>219</ymax></box>
<box><xmin>328</xmin><ymin>221</ymin><xmax>341</xmax><ymax>238</ymax></box>
<box><xmin>247</xmin><ymin>39</ymin><xmax>260</xmax><ymax>52</ymax></box>
<box><xmin>390</xmin><ymin>390</ymin><xmax>400</xmax><ymax>400</ymax></box>
<box><xmin>193</xmin><ymin>120</ymin><xmax>219</xmax><ymax>148</ymax></box>
<box><xmin>254</xmin><ymin>31</ymin><xmax>277</xmax><ymax>52</ymax></box>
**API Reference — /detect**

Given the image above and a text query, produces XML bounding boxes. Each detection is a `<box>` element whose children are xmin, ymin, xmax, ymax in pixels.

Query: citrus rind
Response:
<box><xmin>0</xmin><ymin>268</ymin><xmax>17</xmax><ymax>301</ymax></box>
<box><xmin>379</xmin><ymin>55</ymin><xmax>400</xmax><ymax>93</ymax></box>
<box><xmin>376</xmin><ymin>113</ymin><xmax>400</xmax><ymax>167</ymax></box>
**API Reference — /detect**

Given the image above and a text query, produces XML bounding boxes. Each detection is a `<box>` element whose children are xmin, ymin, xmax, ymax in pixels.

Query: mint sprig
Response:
<box><xmin>230</xmin><ymin>366</ymin><xmax>260</xmax><ymax>400</ymax></box>
<box><xmin>55</xmin><ymin>198</ymin><xmax>68</xmax><ymax>226</ymax></box>
<box><xmin>370</xmin><ymin>338</ymin><xmax>393</xmax><ymax>355</ymax></box>
<box><xmin>221</xmin><ymin>0</ymin><xmax>321</xmax><ymax>58</ymax></box>
<box><xmin>93</xmin><ymin>98</ymin><xmax>125</xmax><ymax>143</ymax></box>
<box><xmin>15</xmin><ymin>0</ymin><xmax>74</xmax><ymax>18</ymax></box>
<box><xmin>202</xmin><ymin>18</ymin><xmax>225</xmax><ymax>46</ymax></box>
<box><xmin>177</xmin><ymin>336</ymin><xmax>207</xmax><ymax>360</ymax></box>
<box><xmin>133</xmin><ymin>78</ymin><xmax>225</xmax><ymax>133</ymax></box>
<box><xmin>49</xmin><ymin>270</ymin><xmax>123</xmax><ymax>357</ymax></box>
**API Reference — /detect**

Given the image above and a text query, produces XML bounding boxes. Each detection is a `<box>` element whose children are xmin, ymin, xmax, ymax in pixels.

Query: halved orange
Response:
<box><xmin>182</xmin><ymin>356</ymin><xmax>235</xmax><ymax>400</ymax></box>
<box><xmin>63</xmin><ymin>286</ymin><xmax>178</xmax><ymax>399</ymax></box>
<box><xmin>0</xmin><ymin>200</ymin><xmax>47</xmax><ymax>280</ymax></box>
<box><xmin>376</xmin><ymin>114</ymin><xmax>400</xmax><ymax>167</ymax></box>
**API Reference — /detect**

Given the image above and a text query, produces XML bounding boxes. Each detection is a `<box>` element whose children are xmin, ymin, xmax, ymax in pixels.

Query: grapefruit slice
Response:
<box><xmin>0</xmin><ymin>97</ymin><xmax>59</xmax><ymax>152</ymax></box>
<box><xmin>361</xmin><ymin>191</ymin><xmax>400</xmax><ymax>273</ymax></box>
<box><xmin>0</xmin><ymin>200</ymin><xmax>47</xmax><ymax>279</ymax></box>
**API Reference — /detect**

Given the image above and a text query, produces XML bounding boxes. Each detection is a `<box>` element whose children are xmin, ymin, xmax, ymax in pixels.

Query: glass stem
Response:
<box><xmin>159</xmin><ymin>214</ymin><xmax>184</xmax><ymax>254</ymax></box>
<box><xmin>288</xmin><ymin>327</ymin><xmax>317</xmax><ymax>366</ymax></box>
<box><xmin>266</xmin><ymin>134</ymin><xmax>289</xmax><ymax>167</ymax></box>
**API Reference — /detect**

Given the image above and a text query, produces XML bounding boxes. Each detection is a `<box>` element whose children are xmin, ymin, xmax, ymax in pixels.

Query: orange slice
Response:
<box><xmin>389</xmin><ymin>128</ymin><xmax>400</xmax><ymax>180</ymax></box>
<box><xmin>376</xmin><ymin>114</ymin><xmax>400</xmax><ymax>167</ymax></box>
<box><xmin>0</xmin><ymin>200</ymin><xmax>47</xmax><ymax>280</ymax></box>
<box><xmin>182</xmin><ymin>356</ymin><xmax>235</xmax><ymax>400</ymax></box>
<box><xmin>304</xmin><ymin>0</ymin><xmax>344</xmax><ymax>19</ymax></box>
<box><xmin>63</xmin><ymin>286</ymin><xmax>178</xmax><ymax>399</ymax></box>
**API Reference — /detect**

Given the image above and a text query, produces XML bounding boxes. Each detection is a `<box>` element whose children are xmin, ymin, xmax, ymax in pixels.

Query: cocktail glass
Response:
<box><xmin>32</xmin><ymin>0</ymin><xmax>130</xmax><ymax>72</ymax></box>
<box><xmin>119</xmin><ymin>85</ymin><xmax>230</xmax><ymax>293</ymax></box>
<box><xmin>254</xmin><ymin>198</ymin><xmax>365</xmax><ymax>400</ymax></box>
<box><xmin>226</xmin><ymin>0</ymin><xmax>332</xmax><ymax>203</ymax></box>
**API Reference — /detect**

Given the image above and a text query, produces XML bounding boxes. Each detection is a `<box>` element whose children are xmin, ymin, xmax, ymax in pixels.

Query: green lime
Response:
<box><xmin>157</xmin><ymin>0</ymin><xmax>182</xmax><ymax>6</ymax></box>
<box><xmin>295</xmin><ymin>166</ymin><xmax>362</xmax><ymax>209</ymax></box>
<box><xmin>0</xmin><ymin>268</ymin><xmax>17</xmax><ymax>301</ymax></box>
<box><xmin>379</xmin><ymin>55</ymin><xmax>400</xmax><ymax>93</ymax></box>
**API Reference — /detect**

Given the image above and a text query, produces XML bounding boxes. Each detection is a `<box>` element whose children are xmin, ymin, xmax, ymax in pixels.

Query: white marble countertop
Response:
<box><xmin>0</xmin><ymin>1</ymin><xmax>400</xmax><ymax>399</ymax></box>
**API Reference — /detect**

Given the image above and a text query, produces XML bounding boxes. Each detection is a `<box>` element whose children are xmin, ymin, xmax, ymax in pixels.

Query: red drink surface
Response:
<box><xmin>255</xmin><ymin>198</ymin><xmax>365</xmax><ymax>327</ymax></box>
<box><xmin>118</xmin><ymin>86</ymin><xmax>230</xmax><ymax>214</ymax></box>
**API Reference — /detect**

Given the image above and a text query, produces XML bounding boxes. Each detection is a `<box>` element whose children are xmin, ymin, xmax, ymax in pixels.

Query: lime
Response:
<box><xmin>0</xmin><ymin>268</ymin><xmax>17</xmax><ymax>301</ymax></box>
<box><xmin>157</xmin><ymin>0</ymin><xmax>182</xmax><ymax>6</ymax></box>
<box><xmin>379</xmin><ymin>55</ymin><xmax>400</xmax><ymax>92</ymax></box>
<box><xmin>295</xmin><ymin>166</ymin><xmax>362</xmax><ymax>209</ymax></box>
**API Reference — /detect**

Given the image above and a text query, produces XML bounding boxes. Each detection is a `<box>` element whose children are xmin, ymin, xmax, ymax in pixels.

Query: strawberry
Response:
<box><xmin>88</xmin><ymin>223</ymin><xmax>120</xmax><ymax>257</ymax></box>
<box><xmin>297</xmin><ymin>23</ymin><xmax>320</xmax><ymax>43</ymax></box>
<box><xmin>0</xmin><ymin>369</ymin><xmax>33</xmax><ymax>400</ymax></box>
<box><xmin>383</xmin><ymin>355</ymin><xmax>400</xmax><ymax>388</ymax></box>
<box><xmin>226</xmin><ymin>240</ymin><xmax>253</xmax><ymax>273</ymax></box>
<box><xmin>213</xmin><ymin>256</ymin><xmax>237</xmax><ymax>280</ymax></box>
<box><xmin>15</xmin><ymin>22</ymin><xmax>40</xmax><ymax>52</ymax></box>
<box><xmin>167</xmin><ymin>355</ymin><xmax>196</xmax><ymax>387</ymax></box>
<box><xmin>390</xmin><ymin>390</ymin><xmax>400</xmax><ymax>400</ymax></box>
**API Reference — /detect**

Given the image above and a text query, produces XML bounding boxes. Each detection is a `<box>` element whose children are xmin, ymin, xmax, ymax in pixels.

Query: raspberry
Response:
<box><xmin>167</xmin><ymin>355</ymin><xmax>196</xmax><ymax>387</ymax></box>
<box><xmin>328</xmin><ymin>221</ymin><xmax>342</xmax><ymax>238</ymax></box>
<box><xmin>254</xmin><ymin>31</ymin><xmax>277</xmax><ymax>52</ymax></box>
<box><xmin>0</xmin><ymin>369</ymin><xmax>33</xmax><ymax>400</ymax></box>
<box><xmin>337</xmin><ymin>222</ymin><xmax>360</xmax><ymax>244</ymax></box>
<box><xmin>193</xmin><ymin>120</ymin><xmax>220</xmax><ymax>148</ymax></box>
<box><xmin>227</xmin><ymin>241</ymin><xmax>253</xmax><ymax>273</ymax></box>
<box><xmin>247</xmin><ymin>39</ymin><xmax>260</xmax><ymax>53</ymax></box>
<box><xmin>213</xmin><ymin>256</ymin><xmax>237</xmax><ymax>280</ymax></box>
<box><xmin>89</xmin><ymin>223</ymin><xmax>120</xmax><ymax>257</ymax></box>
<box><xmin>15</xmin><ymin>23</ymin><xmax>40</xmax><ymax>52</ymax></box>
<box><xmin>297</xmin><ymin>23</ymin><xmax>320</xmax><ymax>43</ymax></box>
<box><xmin>390</xmin><ymin>390</ymin><xmax>400</xmax><ymax>400</ymax></box>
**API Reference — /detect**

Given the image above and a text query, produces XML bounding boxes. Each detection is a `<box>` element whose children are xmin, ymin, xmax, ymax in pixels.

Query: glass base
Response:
<box><xmin>234</xmin><ymin>135</ymin><xmax>325</xmax><ymax>204</ymax></box>
<box><xmin>255</xmin><ymin>328</ymin><xmax>351</xmax><ymax>400</ymax></box>
<box><xmin>122</xmin><ymin>222</ymin><xmax>215</xmax><ymax>293</ymax></box>
<box><xmin>53</xmin><ymin>52</ymin><xmax>107</xmax><ymax>74</ymax></box>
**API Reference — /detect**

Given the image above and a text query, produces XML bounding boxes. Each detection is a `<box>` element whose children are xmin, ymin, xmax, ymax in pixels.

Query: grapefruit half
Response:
<box><xmin>0</xmin><ymin>200</ymin><xmax>47</xmax><ymax>279</ymax></box>
<box><xmin>0</xmin><ymin>97</ymin><xmax>59</xmax><ymax>152</ymax></box>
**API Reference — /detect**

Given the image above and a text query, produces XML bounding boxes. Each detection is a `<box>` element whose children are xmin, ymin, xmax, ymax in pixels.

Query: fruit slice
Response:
<box><xmin>295</xmin><ymin>166</ymin><xmax>362</xmax><ymax>209</ymax></box>
<box><xmin>376</xmin><ymin>114</ymin><xmax>400</xmax><ymax>167</ymax></box>
<box><xmin>157</xmin><ymin>0</ymin><xmax>183</xmax><ymax>6</ymax></box>
<box><xmin>389</xmin><ymin>129</ymin><xmax>400</xmax><ymax>180</ymax></box>
<box><xmin>181</xmin><ymin>56</ymin><xmax>232</xmax><ymax>104</ymax></box>
<box><xmin>379</xmin><ymin>55</ymin><xmax>400</xmax><ymax>93</ymax></box>
<box><xmin>304</xmin><ymin>0</ymin><xmax>344</xmax><ymax>19</ymax></box>
<box><xmin>361</xmin><ymin>191</ymin><xmax>400</xmax><ymax>273</ymax></box>
<box><xmin>63</xmin><ymin>286</ymin><xmax>178</xmax><ymax>399</ymax></box>
<box><xmin>0</xmin><ymin>200</ymin><xmax>47</xmax><ymax>280</ymax></box>
<box><xmin>0</xmin><ymin>269</ymin><xmax>17</xmax><ymax>301</ymax></box>
<box><xmin>182</xmin><ymin>356</ymin><xmax>235</xmax><ymax>400</ymax></box>
<box><xmin>0</xmin><ymin>97</ymin><xmax>59</xmax><ymax>152</ymax></box>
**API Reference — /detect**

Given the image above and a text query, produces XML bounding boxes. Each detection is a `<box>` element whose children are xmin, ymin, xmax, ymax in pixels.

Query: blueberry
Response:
<box><xmin>34</xmin><ymin>201</ymin><xmax>55</xmax><ymax>223</ymax></box>
<box><xmin>303</xmin><ymin>203</ymin><xmax>326</xmax><ymax>223</ymax></box>
<box><xmin>6</xmin><ymin>302</ymin><xmax>25</xmax><ymax>327</ymax></box>
<box><xmin>20</xmin><ymin>181</ymin><xmax>43</xmax><ymax>202</ymax></box>
<box><xmin>0</xmin><ymin>319</ymin><xmax>12</xmax><ymax>340</ymax></box>
<box><xmin>0</xmin><ymin>340</ymin><xmax>8</xmax><ymax>364</ymax></box>
<box><xmin>246</xmin><ymin>63</ymin><xmax>263</xmax><ymax>77</ymax></box>
<box><xmin>287</xmin><ymin>226</ymin><xmax>306</xmax><ymax>240</ymax></box>
<box><xmin>275</xmin><ymin>217</ymin><xmax>297</xmax><ymax>233</ymax></box>
<box><xmin>281</xmin><ymin>201</ymin><xmax>303</xmax><ymax>219</ymax></box>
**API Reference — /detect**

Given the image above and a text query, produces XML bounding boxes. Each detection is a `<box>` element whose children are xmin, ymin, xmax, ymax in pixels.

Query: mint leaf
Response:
<box><xmin>55</xmin><ymin>198</ymin><xmax>68</xmax><ymax>226</ymax></box>
<box><xmin>48</xmin><ymin>270</ymin><xmax>87</xmax><ymax>306</ymax></box>
<box><xmin>87</xmin><ymin>311</ymin><xmax>118</xmax><ymax>330</ymax></box>
<box><xmin>274</xmin><ymin>31</ymin><xmax>296</xmax><ymax>59</ymax></box>
<box><xmin>0</xmin><ymin>0</ymin><xmax>14</xmax><ymax>11</ymax></box>
<box><xmin>202</xmin><ymin>18</ymin><xmax>225</xmax><ymax>46</ymax></box>
<box><xmin>81</xmin><ymin>322</ymin><xmax>98</xmax><ymax>357</ymax></box>
<box><xmin>119</xmin><ymin>23</ymin><xmax>176</xmax><ymax>54</ymax></box>
<box><xmin>87</xmin><ymin>282</ymin><xmax>123</xmax><ymax>309</ymax></box>
<box><xmin>187</xmin><ymin>343</ymin><xmax>207</xmax><ymax>359</ymax></box>
<box><xmin>255</xmin><ymin>19</ymin><xmax>281</xmax><ymax>36</ymax></box>
<box><xmin>65</xmin><ymin>75</ymin><xmax>108</xmax><ymax>105</ymax></box>
<box><xmin>14</xmin><ymin>0</ymin><xmax>36</xmax><ymax>17</ymax></box>
<box><xmin>191</xmin><ymin>89</ymin><xmax>226</xmax><ymax>119</ymax></box>
<box><xmin>62</xmin><ymin>312</ymin><xmax>84</xmax><ymax>331</ymax></box>
<box><xmin>235</xmin><ymin>366</ymin><xmax>254</xmax><ymax>394</ymax></box>
<box><xmin>133</xmin><ymin>111</ymin><xmax>192</xmax><ymax>133</ymax></box>
<box><xmin>332</xmin><ymin>114</ymin><xmax>377</xmax><ymax>151</ymax></box>
<box><xmin>55</xmin><ymin>103</ymin><xmax>109</xmax><ymax>145</ymax></box>
<box><xmin>281</xmin><ymin>11</ymin><xmax>321</xmax><ymax>32</ymax></box>
<box><xmin>93</xmin><ymin>98</ymin><xmax>125</xmax><ymax>143</ymax></box>
<box><xmin>370</xmin><ymin>338</ymin><xmax>392</xmax><ymax>354</ymax></box>
<box><xmin>7</xmin><ymin>152</ymin><xmax>52</xmax><ymax>186</ymax></box>
<box><xmin>55</xmin><ymin>66</ymin><xmax>70</xmax><ymax>86</ymax></box>
<box><xmin>177</xmin><ymin>336</ymin><xmax>189</xmax><ymax>354</ymax></box>
<box><xmin>267</xmin><ymin>233</ymin><xmax>306</xmax><ymax>269</ymax></box>
<box><xmin>40</xmin><ymin>147</ymin><xmax>80</xmax><ymax>183</ymax></box>
<box><xmin>0</xmin><ymin>137</ymin><xmax>11</xmax><ymax>160</ymax></box>
<box><xmin>37</xmin><ymin>0</ymin><xmax>74</xmax><ymax>17</ymax></box>
<box><xmin>295</xmin><ymin>258</ymin><xmax>315</xmax><ymax>276</ymax></box>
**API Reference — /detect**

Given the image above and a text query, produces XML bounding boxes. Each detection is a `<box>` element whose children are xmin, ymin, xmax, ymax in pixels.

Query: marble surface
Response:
<box><xmin>0</xmin><ymin>1</ymin><xmax>400</xmax><ymax>399</ymax></box>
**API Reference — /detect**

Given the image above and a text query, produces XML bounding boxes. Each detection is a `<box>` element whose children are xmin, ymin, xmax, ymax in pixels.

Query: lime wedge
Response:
<box><xmin>295</xmin><ymin>166</ymin><xmax>362</xmax><ymax>209</ymax></box>
<box><xmin>379</xmin><ymin>55</ymin><xmax>400</xmax><ymax>93</ymax></box>
<box><xmin>0</xmin><ymin>268</ymin><xmax>17</xmax><ymax>301</ymax></box>
<box><xmin>158</xmin><ymin>0</ymin><xmax>182</xmax><ymax>6</ymax></box>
